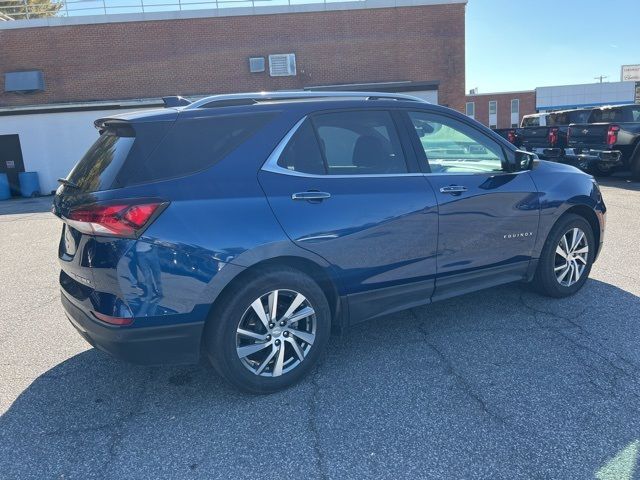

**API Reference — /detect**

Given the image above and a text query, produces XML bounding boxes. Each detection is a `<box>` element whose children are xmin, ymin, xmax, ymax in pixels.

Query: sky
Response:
<box><xmin>465</xmin><ymin>0</ymin><xmax>640</xmax><ymax>94</ymax></box>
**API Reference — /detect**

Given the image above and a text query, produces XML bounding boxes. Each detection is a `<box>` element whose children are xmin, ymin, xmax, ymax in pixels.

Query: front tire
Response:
<box><xmin>204</xmin><ymin>267</ymin><xmax>331</xmax><ymax>394</ymax></box>
<box><xmin>532</xmin><ymin>214</ymin><xmax>595</xmax><ymax>298</ymax></box>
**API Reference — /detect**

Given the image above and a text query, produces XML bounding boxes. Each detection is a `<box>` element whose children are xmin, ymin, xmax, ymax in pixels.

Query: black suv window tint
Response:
<box><xmin>312</xmin><ymin>111</ymin><xmax>408</xmax><ymax>175</ymax></box>
<box><xmin>67</xmin><ymin>126</ymin><xmax>136</xmax><ymax>193</ymax></box>
<box><xmin>277</xmin><ymin>119</ymin><xmax>326</xmax><ymax>175</ymax></box>
<box><xmin>115</xmin><ymin>112</ymin><xmax>275</xmax><ymax>187</ymax></box>
<box><xmin>408</xmin><ymin>111</ymin><xmax>506</xmax><ymax>174</ymax></box>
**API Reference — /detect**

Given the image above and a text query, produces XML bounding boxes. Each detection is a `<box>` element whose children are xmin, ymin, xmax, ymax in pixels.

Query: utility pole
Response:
<box><xmin>594</xmin><ymin>75</ymin><xmax>609</xmax><ymax>83</ymax></box>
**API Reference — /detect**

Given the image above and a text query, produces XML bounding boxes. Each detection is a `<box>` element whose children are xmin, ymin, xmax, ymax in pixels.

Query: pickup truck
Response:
<box><xmin>566</xmin><ymin>104</ymin><xmax>640</xmax><ymax>178</ymax></box>
<box><xmin>494</xmin><ymin>128</ymin><xmax>522</xmax><ymax>147</ymax></box>
<box><xmin>518</xmin><ymin>109</ymin><xmax>593</xmax><ymax>160</ymax></box>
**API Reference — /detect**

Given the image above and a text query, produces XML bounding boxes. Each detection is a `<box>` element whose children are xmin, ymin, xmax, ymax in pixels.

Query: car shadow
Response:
<box><xmin>0</xmin><ymin>195</ymin><xmax>53</xmax><ymax>216</ymax></box>
<box><xmin>2</xmin><ymin>279</ymin><xmax>640</xmax><ymax>478</ymax></box>
<box><xmin>597</xmin><ymin>172</ymin><xmax>640</xmax><ymax>191</ymax></box>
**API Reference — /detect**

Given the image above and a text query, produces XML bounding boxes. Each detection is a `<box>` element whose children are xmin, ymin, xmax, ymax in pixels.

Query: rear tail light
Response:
<box><xmin>607</xmin><ymin>125</ymin><xmax>620</xmax><ymax>147</ymax></box>
<box><xmin>66</xmin><ymin>201</ymin><xmax>167</xmax><ymax>238</ymax></box>
<box><xmin>548</xmin><ymin>127</ymin><xmax>559</xmax><ymax>147</ymax></box>
<box><xmin>507</xmin><ymin>130</ymin><xmax>516</xmax><ymax>144</ymax></box>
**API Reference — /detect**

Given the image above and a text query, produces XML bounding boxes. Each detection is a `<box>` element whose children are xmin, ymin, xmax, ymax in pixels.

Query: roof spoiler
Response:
<box><xmin>93</xmin><ymin>118</ymin><xmax>135</xmax><ymax>136</ymax></box>
<box><xmin>162</xmin><ymin>96</ymin><xmax>191</xmax><ymax>107</ymax></box>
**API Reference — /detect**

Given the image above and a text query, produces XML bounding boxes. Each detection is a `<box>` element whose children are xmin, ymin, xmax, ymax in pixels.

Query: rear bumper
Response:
<box><xmin>527</xmin><ymin>147</ymin><xmax>563</xmax><ymax>159</ymax></box>
<box><xmin>563</xmin><ymin>149</ymin><xmax>623</xmax><ymax>170</ymax></box>
<box><xmin>61</xmin><ymin>291</ymin><xmax>204</xmax><ymax>365</ymax></box>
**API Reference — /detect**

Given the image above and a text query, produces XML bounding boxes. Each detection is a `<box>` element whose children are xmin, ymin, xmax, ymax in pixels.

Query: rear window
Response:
<box><xmin>67</xmin><ymin>112</ymin><xmax>275</xmax><ymax>192</ymax></box>
<box><xmin>590</xmin><ymin>107</ymin><xmax>639</xmax><ymax>123</ymax></box>
<box><xmin>66</xmin><ymin>127</ymin><xmax>136</xmax><ymax>193</ymax></box>
<box><xmin>114</xmin><ymin>112</ymin><xmax>275</xmax><ymax>188</ymax></box>
<box><xmin>549</xmin><ymin>110</ymin><xmax>592</xmax><ymax>126</ymax></box>
<box><xmin>521</xmin><ymin>115</ymin><xmax>548</xmax><ymax>127</ymax></box>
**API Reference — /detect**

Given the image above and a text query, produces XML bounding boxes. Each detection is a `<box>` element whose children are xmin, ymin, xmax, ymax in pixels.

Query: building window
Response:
<box><xmin>511</xmin><ymin>98</ymin><xmax>519</xmax><ymax>114</ymax></box>
<box><xmin>488</xmin><ymin>100</ymin><xmax>497</xmax><ymax>129</ymax></box>
<box><xmin>465</xmin><ymin>102</ymin><xmax>475</xmax><ymax>117</ymax></box>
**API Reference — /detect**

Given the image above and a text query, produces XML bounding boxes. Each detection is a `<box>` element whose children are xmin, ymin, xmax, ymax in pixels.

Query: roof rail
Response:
<box><xmin>162</xmin><ymin>95</ymin><xmax>191</xmax><ymax>107</ymax></box>
<box><xmin>184</xmin><ymin>91</ymin><xmax>427</xmax><ymax>110</ymax></box>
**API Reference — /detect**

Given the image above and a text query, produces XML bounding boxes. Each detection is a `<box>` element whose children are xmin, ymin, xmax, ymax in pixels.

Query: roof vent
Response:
<box><xmin>269</xmin><ymin>54</ymin><xmax>296</xmax><ymax>77</ymax></box>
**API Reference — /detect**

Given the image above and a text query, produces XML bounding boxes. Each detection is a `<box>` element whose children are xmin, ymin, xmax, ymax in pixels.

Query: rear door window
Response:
<box><xmin>313</xmin><ymin>111</ymin><xmax>408</xmax><ymax>175</ymax></box>
<box><xmin>276</xmin><ymin>110</ymin><xmax>409</xmax><ymax>175</ymax></box>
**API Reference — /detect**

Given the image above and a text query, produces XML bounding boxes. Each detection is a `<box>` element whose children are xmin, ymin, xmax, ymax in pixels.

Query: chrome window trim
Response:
<box><xmin>261</xmin><ymin>115</ymin><xmax>424</xmax><ymax>179</ymax></box>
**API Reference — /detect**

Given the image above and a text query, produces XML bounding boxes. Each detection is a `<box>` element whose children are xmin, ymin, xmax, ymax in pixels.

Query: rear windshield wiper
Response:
<box><xmin>57</xmin><ymin>178</ymin><xmax>80</xmax><ymax>189</ymax></box>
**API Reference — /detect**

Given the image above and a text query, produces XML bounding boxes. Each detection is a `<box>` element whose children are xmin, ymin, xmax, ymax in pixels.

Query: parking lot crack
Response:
<box><xmin>99</xmin><ymin>367</ymin><xmax>156</xmax><ymax>478</ymax></box>
<box><xmin>518</xmin><ymin>292</ymin><xmax>640</xmax><ymax>402</ymax></box>
<box><xmin>409</xmin><ymin>309</ymin><xmax>510</xmax><ymax>427</ymax></box>
<box><xmin>308</xmin><ymin>360</ymin><xmax>329</xmax><ymax>480</ymax></box>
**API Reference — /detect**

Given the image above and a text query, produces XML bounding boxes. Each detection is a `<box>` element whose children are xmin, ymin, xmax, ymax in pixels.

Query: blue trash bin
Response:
<box><xmin>0</xmin><ymin>173</ymin><xmax>10</xmax><ymax>200</ymax></box>
<box><xmin>18</xmin><ymin>172</ymin><xmax>40</xmax><ymax>198</ymax></box>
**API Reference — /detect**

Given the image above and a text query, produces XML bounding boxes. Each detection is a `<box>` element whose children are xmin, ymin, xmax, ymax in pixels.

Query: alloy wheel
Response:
<box><xmin>235</xmin><ymin>289</ymin><xmax>316</xmax><ymax>377</ymax></box>
<box><xmin>554</xmin><ymin>227</ymin><xmax>589</xmax><ymax>287</ymax></box>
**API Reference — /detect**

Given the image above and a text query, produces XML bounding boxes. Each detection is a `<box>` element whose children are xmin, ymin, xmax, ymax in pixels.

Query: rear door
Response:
<box><xmin>0</xmin><ymin>135</ymin><xmax>25</xmax><ymax>196</ymax></box>
<box><xmin>402</xmin><ymin>110</ymin><xmax>540</xmax><ymax>301</ymax></box>
<box><xmin>258</xmin><ymin>109</ymin><xmax>439</xmax><ymax>323</ymax></box>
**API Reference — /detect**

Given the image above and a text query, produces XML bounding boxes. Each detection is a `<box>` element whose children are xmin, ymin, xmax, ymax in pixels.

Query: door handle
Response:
<box><xmin>291</xmin><ymin>191</ymin><xmax>331</xmax><ymax>202</ymax></box>
<box><xmin>439</xmin><ymin>185</ymin><xmax>468</xmax><ymax>195</ymax></box>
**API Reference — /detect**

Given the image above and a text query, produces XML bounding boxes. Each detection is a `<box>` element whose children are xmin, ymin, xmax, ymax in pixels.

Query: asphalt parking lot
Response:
<box><xmin>1</xmin><ymin>175</ymin><xmax>639</xmax><ymax>479</ymax></box>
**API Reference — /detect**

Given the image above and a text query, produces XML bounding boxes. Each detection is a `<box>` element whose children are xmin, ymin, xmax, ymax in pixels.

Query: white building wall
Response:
<box><xmin>0</xmin><ymin>107</ymin><xmax>154</xmax><ymax>194</ymax></box>
<box><xmin>536</xmin><ymin>81</ymin><xmax>636</xmax><ymax>112</ymax></box>
<box><xmin>406</xmin><ymin>90</ymin><xmax>438</xmax><ymax>104</ymax></box>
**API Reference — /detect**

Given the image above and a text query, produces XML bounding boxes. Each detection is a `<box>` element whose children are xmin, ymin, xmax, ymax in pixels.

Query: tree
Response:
<box><xmin>0</xmin><ymin>0</ymin><xmax>63</xmax><ymax>19</ymax></box>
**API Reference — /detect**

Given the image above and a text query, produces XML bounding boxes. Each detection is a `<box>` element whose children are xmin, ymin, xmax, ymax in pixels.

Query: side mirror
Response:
<box><xmin>514</xmin><ymin>150</ymin><xmax>536</xmax><ymax>171</ymax></box>
<box><xmin>415</xmin><ymin>123</ymin><xmax>435</xmax><ymax>137</ymax></box>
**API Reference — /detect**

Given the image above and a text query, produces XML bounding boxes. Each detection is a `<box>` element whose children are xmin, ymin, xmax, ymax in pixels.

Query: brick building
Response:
<box><xmin>465</xmin><ymin>90</ymin><xmax>536</xmax><ymax>129</ymax></box>
<box><xmin>0</xmin><ymin>0</ymin><xmax>466</xmax><ymax>110</ymax></box>
<box><xmin>0</xmin><ymin>0</ymin><xmax>467</xmax><ymax>194</ymax></box>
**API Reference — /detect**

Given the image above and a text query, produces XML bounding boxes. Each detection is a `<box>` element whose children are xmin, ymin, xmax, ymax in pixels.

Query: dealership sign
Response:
<box><xmin>621</xmin><ymin>64</ymin><xmax>640</xmax><ymax>82</ymax></box>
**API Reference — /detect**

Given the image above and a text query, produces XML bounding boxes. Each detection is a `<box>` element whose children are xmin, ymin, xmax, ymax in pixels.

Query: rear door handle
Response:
<box><xmin>439</xmin><ymin>185</ymin><xmax>467</xmax><ymax>195</ymax></box>
<box><xmin>291</xmin><ymin>191</ymin><xmax>331</xmax><ymax>201</ymax></box>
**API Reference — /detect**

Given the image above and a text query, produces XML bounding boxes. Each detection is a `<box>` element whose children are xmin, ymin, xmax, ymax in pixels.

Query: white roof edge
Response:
<box><xmin>466</xmin><ymin>90</ymin><xmax>535</xmax><ymax>97</ymax></box>
<box><xmin>0</xmin><ymin>0</ymin><xmax>466</xmax><ymax>30</ymax></box>
<box><xmin>0</xmin><ymin>97</ymin><xmax>168</xmax><ymax>114</ymax></box>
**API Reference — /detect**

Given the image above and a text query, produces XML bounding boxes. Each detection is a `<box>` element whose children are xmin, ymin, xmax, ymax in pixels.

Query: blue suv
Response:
<box><xmin>53</xmin><ymin>92</ymin><xmax>606</xmax><ymax>393</ymax></box>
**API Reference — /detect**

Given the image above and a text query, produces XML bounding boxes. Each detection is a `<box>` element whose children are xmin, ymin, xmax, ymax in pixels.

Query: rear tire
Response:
<box><xmin>204</xmin><ymin>267</ymin><xmax>331</xmax><ymax>394</ymax></box>
<box><xmin>531</xmin><ymin>214</ymin><xmax>595</xmax><ymax>298</ymax></box>
<box><xmin>630</xmin><ymin>144</ymin><xmax>640</xmax><ymax>182</ymax></box>
<box><xmin>589</xmin><ymin>162</ymin><xmax>613</xmax><ymax>177</ymax></box>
